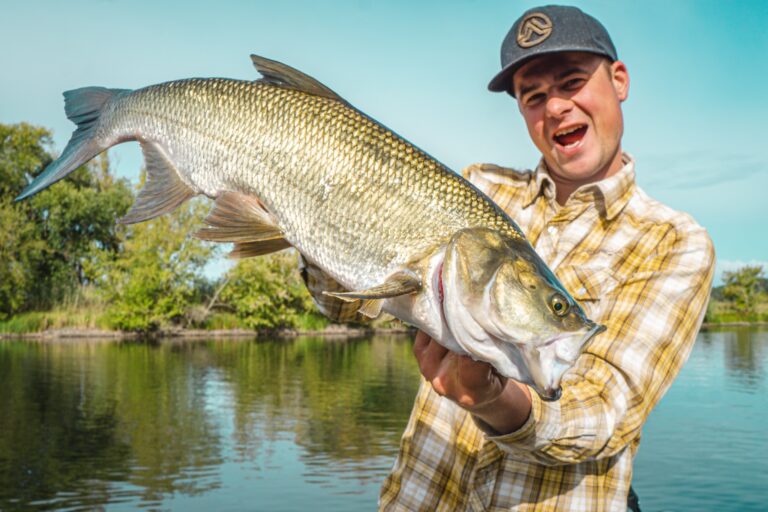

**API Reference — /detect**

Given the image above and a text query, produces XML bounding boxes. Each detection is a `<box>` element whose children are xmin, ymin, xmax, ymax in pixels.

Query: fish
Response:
<box><xmin>16</xmin><ymin>54</ymin><xmax>605</xmax><ymax>400</ymax></box>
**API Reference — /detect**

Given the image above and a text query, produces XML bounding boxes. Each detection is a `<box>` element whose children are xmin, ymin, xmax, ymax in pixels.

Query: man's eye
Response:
<box><xmin>563</xmin><ymin>78</ymin><xmax>585</xmax><ymax>90</ymax></box>
<box><xmin>525</xmin><ymin>93</ymin><xmax>545</xmax><ymax>106</ymax></box>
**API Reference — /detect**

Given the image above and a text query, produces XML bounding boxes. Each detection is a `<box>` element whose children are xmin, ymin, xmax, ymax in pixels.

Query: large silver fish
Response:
<box><xmin>17</xmin><ymin>55</ymin><xmax>604</xmax><ymax>400</ymax></box>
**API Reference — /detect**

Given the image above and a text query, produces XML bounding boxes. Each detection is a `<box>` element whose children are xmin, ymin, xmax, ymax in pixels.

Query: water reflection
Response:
<box><xmin>722</xmin><ymin>327</ymin><xmax>766</xmax><ymax>389</ymax></box>
<box><xmin>634</xmin><ymin>327</ymin><xmax>767</xmax><ymax>512</ymax></box>
<box><xmin>0</xmin><ymin>329</ymin><xmax>765</xmax><ymax>511</ymax></box>
<box><xmin>0</xmin><ymin>336</ymin><xmax>421</xmax><ymax>511</ymax></box>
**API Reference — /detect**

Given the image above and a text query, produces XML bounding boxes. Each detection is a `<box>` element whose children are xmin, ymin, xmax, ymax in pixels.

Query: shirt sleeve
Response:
<box><xmin>298</xmin><ymin>255</ymin><xmax>375</xmax><ymax>324</ymax></box>
<box><xmin>476</xmin><ymin>221</ymin><xmax>715</xmax><ymax>465</ymax></box>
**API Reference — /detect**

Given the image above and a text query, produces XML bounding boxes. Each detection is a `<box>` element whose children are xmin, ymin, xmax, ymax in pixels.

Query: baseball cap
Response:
<box><xmin>488</xmin><ymin>5</ymin><xmax>618</xmax><ymax>96</ymax></box>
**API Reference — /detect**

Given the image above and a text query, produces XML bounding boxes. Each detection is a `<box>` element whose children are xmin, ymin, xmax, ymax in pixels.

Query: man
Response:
<box><xmin>377</xmin><ymin>5</ymin><xmax>714</xmax><ymax>511</ymax></box>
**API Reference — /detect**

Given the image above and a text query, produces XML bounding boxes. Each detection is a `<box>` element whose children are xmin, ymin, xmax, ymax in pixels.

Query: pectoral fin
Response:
<box><xmin>323</xmin><ymin>272</ymin><xmax>421</xmax><ymax>301</ymax></box>
<box><xmin>357</xmin><ymin>300</ymin><xmax>384</xmax><ymax>319</ymax></box>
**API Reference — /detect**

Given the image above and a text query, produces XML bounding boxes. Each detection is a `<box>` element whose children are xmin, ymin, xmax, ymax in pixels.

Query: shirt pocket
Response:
<box><xmin>556</xmin><ymin>264</ymin><xmax>619</xmax><ymax>317</ymax></box>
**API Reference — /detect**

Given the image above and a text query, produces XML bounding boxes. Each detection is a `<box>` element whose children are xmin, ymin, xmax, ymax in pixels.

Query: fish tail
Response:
<box><xmin>15</xmin><ymin>87</ymin><xmax>130</xmax><ymax>201</ymax></box>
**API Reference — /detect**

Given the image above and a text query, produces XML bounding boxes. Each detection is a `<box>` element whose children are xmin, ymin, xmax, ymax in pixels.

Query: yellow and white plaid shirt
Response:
<box><xmin>376</xmin><ymin>155</ymin><xmax>715</xmax><ymax>511</ymax></box>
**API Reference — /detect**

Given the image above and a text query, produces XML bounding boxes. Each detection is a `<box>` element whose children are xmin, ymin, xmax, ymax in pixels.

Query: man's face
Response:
<box><xmin>512</xmin><ymin>52</ymin><xmax>629</xmax><ymax>187</ymax></box>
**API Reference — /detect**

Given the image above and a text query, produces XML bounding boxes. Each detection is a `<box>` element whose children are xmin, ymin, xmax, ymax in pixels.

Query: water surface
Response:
<box><xmin>0</xmin><ymin>328</ymin><xmax>765</xmax><ymax>511</ymax></box>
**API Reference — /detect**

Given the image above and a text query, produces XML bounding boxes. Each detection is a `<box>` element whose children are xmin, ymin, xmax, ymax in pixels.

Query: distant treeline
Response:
<box><xmin>0</xmin><ymin>122</ymin><xmax>355</xmax><ymax>334</ymax></box>
<box><xmin>707</xmin><ymin>266</ymin><xmax>768</xmax><ymax>323</ymax></box>
<box><xmin>0</xmin><ymin>122</ymin><xmax>764</xmax><ymax>333</ymax></box>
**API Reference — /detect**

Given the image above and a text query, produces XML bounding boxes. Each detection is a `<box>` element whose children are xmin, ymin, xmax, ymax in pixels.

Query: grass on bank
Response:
<box><xmin>0</xmin><ymin>306</ymin><xmax>111</xmax><ymax>334</ymax></box>
<box><xmin>704</xmin><ymin>300</ymin><xmax>768</xmax><ymax>324</ymax></box>
<box><xmin>0</xmin><ymin>306</ymin><xmax>338</xmax><ymax>335</ymax></box>
<box><xmin>3</xmin><ymin>295</ymin><xmax>763</xmax><ymax>336</ymax></box>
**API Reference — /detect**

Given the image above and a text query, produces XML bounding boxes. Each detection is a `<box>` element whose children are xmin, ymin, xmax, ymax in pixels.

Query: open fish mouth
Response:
<box><xmin>531</xmin><ymin>322</ymin><xmax>607</xmax><ymax>401</ymax></box>
<box><xmin>567</xmin><ymin>322</ymin><xmax>606</xmax><ymax>353</ymax></box>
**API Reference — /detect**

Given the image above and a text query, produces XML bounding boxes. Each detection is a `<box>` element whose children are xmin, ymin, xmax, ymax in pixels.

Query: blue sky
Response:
<box><xmin>1</xmin><ymin>0</ymin><xmax>766</xmax><ymax>284</ymax></box>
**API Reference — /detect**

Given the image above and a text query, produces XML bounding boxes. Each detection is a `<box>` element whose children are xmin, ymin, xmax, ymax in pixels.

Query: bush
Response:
<box><xmin>220</xmin><ymin>251</ymin><xmax>316</xmax><ymax>330</ymax></box>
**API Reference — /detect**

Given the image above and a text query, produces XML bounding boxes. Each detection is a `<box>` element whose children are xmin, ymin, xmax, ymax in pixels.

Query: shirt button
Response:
<box><xmin>548</xmin><ymin>225</ymin><xmax>557</xmax><ymax>235</ymax></box>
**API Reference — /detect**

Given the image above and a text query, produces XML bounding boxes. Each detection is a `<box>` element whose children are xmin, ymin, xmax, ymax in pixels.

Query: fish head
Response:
<box><xmin>441</xmin><ymin>227</ymin><xmax>605</xmax><ymax>401</ymax></box>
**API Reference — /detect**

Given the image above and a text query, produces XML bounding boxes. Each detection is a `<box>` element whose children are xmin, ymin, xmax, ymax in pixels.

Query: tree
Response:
<box><xmin>722</xmin><ymin>265</ymin><xmax>764</xmax><ymax>318</ymax></box>
<box><xmin>0</xmin><ymin>124</ymin><xmax>52</xmax><ymax>317</ymax></box>
<box><xmin>220</xmin><ymin>251</ymin><xmax>316</xmax><ymax>329</ymax></box>
<box><xmin>26</xmin><ymin>154</ymin><xmax>133</xmax><ymax>307</ymax></box>
<box><xmin>0</xmin><ymin>200</ymin><xmax>41</xmax><ymax>319</ymax></box>
<box><xmin>91</xmin><ymin>197</ymin><xmax>215</xmax><ymax>332</ymax></box>
<box><xmin>0</xmin><ymin>123</ymin><xmax>132</xmax><ymax>315</ymax></box>
<box><xmin>0</xmin><ymin>123</ymin><xmax>52</xmax><ymax>197</ymax></box>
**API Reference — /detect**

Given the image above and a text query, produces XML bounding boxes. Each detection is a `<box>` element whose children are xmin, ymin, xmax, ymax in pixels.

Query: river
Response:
<box><xmin>0</xmin><ymin>327</ymin><xmax>765</xmax><ymax>511</ymax></box>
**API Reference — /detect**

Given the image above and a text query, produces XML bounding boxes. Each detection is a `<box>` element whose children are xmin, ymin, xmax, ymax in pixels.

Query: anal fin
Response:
<box><xmin>229</xmin><ymin>239</ymin><xmax>292</xmax><ymax>259</ymax></box>
<box><xmin>120</xmin><ymin>140</ymin><xmax>195</xmax><ymax>224</ymax></box>
<box><xmin>195</xmin><ymin>191</ymin><xmax>291</xmax><ymax>258</ymax></box>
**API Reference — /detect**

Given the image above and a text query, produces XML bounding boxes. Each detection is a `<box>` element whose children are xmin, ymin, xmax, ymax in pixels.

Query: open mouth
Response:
<box><xmin>553</xmin><ymin>124</ymin><xmax>588</xmax><ymax>147</ymax></box>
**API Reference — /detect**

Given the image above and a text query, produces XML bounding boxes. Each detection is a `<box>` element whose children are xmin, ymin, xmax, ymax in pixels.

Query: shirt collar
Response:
<box><xmin>522</xmin><ymin>153</ymin><xmax>636</xmax><ymax>220</ymax></box>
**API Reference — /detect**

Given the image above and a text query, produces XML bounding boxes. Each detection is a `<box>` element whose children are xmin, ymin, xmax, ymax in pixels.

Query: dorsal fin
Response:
<box><xmin>250</xmin><ymin>54</ymin><xmax>347</xmax><ymax>103</ymax></box>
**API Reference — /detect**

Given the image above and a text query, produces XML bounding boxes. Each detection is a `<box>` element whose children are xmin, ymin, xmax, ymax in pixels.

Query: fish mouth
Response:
<box><xmin>539</xmin><ymin>387</ymin><xmax>562</xmax><ymax>402</ymax></box>
<box><xmin>583</xmin><ymin>322</ymin><xmax>607</xmax><ymax>344</ymax></box>
<box><xmin>536</xmin><ymin>321</ymin><xmax>605</xmax><ymax>351</ymax></box>
<box><xmin>528</xmin><ymin>322</ymin><xmax>606</xmax><ymax>402</ymax></box>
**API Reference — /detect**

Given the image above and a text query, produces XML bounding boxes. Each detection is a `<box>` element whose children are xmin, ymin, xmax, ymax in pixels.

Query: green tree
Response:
<box><xmin>0</xmin><ymin>124</ymin><xmax>52</xmax><ymax>317</ymax></box>
<box><xmin>722</xmin><ymin>265</ymin><xmax>764</xmax><ymax>318</ymax></box>
<box><xmin>0</xmin><ymin>123</ymin><xmax>52</xmax><ymax>197</ymax></box>
<box><xmin>27</xmin><ymin>154</ymin><xmax>133</xmax><ymax>307</ymax></box>
<box><xmin>91</xmin><ymin>198</ymin><xmax>215</xmax><ymax>332</ymax></box>
<box><xmin>0</xmin><ymin>200</ymin><xmax>41</xmax><ymax>319</ymax></box>
<box><xmin>0</xmin><ymin>123</ymin><xmax>133</xmax><ymax>314</ymax></box>
<box><xmin>220</xmin><ymin>251</ymin><xmax>316</xmax><ymax>329</ymax></box>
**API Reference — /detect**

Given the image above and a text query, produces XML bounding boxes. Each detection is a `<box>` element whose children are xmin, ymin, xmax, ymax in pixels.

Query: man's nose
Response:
<box><xmin>545</xmin><ymin>96</ymin><xmax>573</xmax><ymax>118</ymax></box>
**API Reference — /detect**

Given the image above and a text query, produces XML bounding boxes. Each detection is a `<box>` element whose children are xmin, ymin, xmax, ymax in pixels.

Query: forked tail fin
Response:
<box><xmin>15</xmin><ymin>87</ymin><xmax>129</xmax><ymax>201</ymax></box>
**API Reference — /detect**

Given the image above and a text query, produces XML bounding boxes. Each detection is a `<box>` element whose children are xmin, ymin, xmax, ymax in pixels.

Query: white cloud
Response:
<box><xmin>638</xmin><ymin>151</ymin><xmax>766</xmax><ymax>190</ymax></box>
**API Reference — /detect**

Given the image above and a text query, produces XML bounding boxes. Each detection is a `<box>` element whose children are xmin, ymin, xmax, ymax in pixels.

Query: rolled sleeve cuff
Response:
<box><xmin>472</xmin><ymin>387</ymin><xmax>543</xmax><ymax>444</ymax></box>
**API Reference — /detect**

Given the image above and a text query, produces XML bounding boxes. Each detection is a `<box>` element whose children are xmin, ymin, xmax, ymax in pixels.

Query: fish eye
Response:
<box><xmin>550</xmin><ymin>293</ymin><xmax>569</xmax><ymax>317</ymax></box>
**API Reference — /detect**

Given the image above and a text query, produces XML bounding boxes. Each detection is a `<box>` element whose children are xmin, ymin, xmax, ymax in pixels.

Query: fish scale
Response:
<box><xmin>106</xmin><ymin>76</ymin><xmax>519</xmax><ymax>289</ymax></box>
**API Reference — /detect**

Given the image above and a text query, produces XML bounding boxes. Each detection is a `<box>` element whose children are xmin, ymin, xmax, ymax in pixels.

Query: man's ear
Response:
<box><xmin>610</xmin><ymin>60</ymin><xmax>630</xmax><ymax>102</ymax></box>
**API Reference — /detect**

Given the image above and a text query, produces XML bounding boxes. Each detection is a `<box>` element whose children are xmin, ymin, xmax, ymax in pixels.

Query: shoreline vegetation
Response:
<box><xmin>0</xmin><ymin>322</ymin><xmax>765</xmax><ymax>342</ymax></box>
<box><xmin>2</xmin><ymin>123</ymin><xmax>766</xmax><ymax>339</ymax></box>
<box><xmin>0</xmin><ymin>324</ymin><xmax>415</xmax><ymax>341</ymax></box>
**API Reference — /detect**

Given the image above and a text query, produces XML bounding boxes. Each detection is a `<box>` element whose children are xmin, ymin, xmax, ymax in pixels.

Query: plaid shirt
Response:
<box><xmin>377</xmin><ymin>155</ymin><xmax>715</xmax><ymax>511</ymax></box>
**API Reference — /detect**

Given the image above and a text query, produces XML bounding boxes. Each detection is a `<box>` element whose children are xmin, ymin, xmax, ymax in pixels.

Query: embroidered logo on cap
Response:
<box><xmin>517</xmin><ymin>13</ymin><xmax>553</xmax><ymax>48</ymax></box>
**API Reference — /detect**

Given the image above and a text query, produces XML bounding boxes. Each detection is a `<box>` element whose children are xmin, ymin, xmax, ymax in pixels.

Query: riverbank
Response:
<box><xmin>2</xmin><ymin>322</ymin><xmax>765</xmax><ymax>341</ymax></box>
<box><xmin>701</xmin><ymin>321</ymin><xmax>768</xmax><ymax>329</ymax></box>
<box><xmin>0</xmin><ymin>324</ymin><xmax>415</xmax><ymax>341</ymax></box>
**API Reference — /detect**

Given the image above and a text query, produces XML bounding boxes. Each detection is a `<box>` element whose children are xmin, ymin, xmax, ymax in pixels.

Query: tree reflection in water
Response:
<box><xmin>7</xmin><ymin>329</ymin><xmax>761</xmax><ymax>511</ymax></box>
<box><xmin>0</xmin><ymin>335</ymin><xmax>422</xmax><ymax>510</ymax></box>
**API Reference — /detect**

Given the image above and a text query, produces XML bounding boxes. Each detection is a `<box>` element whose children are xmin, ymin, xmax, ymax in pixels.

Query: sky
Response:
<box><xmin>1</xmin><ymin>0</ymin><xmax>766</xmax><ymax>284</ymax></box>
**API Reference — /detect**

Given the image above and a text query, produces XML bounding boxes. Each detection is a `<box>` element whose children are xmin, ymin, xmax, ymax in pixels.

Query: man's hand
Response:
<box><xmin>413</xmin><ymin>330</ymin><xmax>533</xmax><ymax>435</ymax></box>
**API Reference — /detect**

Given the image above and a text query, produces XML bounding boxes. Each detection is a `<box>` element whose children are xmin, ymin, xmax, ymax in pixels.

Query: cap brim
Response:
<box><xmin>487</xmin><ymin>48</ymin><xmax>616</xmax><ymax>96</ymax></box>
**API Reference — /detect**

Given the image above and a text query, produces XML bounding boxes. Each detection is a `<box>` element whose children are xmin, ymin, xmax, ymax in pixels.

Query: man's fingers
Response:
<box><xmin>412</xmin><ymin>330</ymin><xmax>431</xmax><ymax>358</ymax></box>
<box><xmin>413</xmin><ymin>331</ymin><xmax>448</xmax><ymax>380</ymax></box>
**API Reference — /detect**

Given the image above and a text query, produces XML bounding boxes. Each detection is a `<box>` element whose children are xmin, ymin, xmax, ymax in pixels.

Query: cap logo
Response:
<box><xmin>517</xmin><ymin>12</ymin><xmax>553</xmax><ymax>48</ymax></box>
